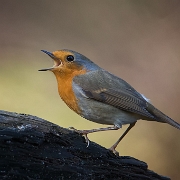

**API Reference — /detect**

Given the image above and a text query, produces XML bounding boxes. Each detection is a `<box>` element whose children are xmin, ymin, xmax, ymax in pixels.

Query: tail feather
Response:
<box><xmin>146</xmin><ymin>102</ymin><xmax>180</xmax><ymax>130</ymax></box>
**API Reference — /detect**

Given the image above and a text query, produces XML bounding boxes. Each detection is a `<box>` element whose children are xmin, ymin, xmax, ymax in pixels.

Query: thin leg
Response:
<box><xmin>69</xmin><ymin>125</ymin><xmax>120</xmax><ymax>147</ymax></box>
<box><xmin>71</xmin><ymin>126</ymin><xmax>119</xmax><ymax>134</ymax></box>
<box><xmin>109</xmin><ymin>122</ymin><xmax>136</xmax><ymax>155</ymax></box>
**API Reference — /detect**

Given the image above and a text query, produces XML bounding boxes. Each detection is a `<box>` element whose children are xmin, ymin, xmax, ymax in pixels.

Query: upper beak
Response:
<box><xmin>41</xmin><ymin>50</ymin><xmax>55</xmax><ymax>59</ymax></box>
<box><xmin>39</xmin><ymin>50</ymin><xmax>56</xmax><ymax>71</ymax></box>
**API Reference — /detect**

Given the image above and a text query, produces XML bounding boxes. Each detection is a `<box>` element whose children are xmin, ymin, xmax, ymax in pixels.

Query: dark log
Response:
<box><xmin>0</xmin><ymin>110</ymin><xmax>170</xmax><ymax>180</ymax></box>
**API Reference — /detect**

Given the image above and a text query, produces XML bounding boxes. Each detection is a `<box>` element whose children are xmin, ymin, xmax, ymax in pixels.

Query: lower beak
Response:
<box><xmin>38</xmin><ymin>67</ymin><xmax>53</xmax><ymax>71</ymax></box>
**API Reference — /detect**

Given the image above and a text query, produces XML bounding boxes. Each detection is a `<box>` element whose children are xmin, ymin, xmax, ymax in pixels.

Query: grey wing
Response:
<box><xmin>73</xmin><ymin>70</ymin><xmax>155</xmax><ymax>120</ymax></box>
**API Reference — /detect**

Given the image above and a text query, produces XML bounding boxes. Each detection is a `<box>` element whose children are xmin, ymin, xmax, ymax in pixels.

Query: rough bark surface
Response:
<box><xmin>0</xmin><ymin>110</ymin><xmax>170</xmax><ymax>180</ymax></box>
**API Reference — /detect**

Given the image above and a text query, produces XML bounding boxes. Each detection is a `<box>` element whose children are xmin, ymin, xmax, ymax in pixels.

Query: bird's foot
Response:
<box><xmin>69</xmin><ymin>127</ymin><xmax>90</xmax><ymax>147</ymax></box>
<box><xmin>108</xmin><ymin>146</ymin><xmax>119</xmax><ymax>156</ymax></box>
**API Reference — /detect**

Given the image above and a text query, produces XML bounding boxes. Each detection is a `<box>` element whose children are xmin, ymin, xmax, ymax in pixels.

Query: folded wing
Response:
<box><xmin>73</xmin><ymin>70</ymin><xmax>155</xmax><ymax>120</ymax></box>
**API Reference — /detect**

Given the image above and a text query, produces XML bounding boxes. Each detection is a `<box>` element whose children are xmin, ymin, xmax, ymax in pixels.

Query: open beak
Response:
<box><xmin>39</xmin><ymin>50</ymin><xmax>59</xmax><ymax>71</ymax></box>
<box><xmin>41</xmin><ymin>50</ymin><xmax>55</xmax><ymax>58</ymax></box>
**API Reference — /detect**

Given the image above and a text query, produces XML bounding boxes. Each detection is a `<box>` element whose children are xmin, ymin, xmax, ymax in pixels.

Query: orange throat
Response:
<box><xmin>52</xmin><ymin>69</ymin><xmax>86</xmax><ymax>114</ymax></box>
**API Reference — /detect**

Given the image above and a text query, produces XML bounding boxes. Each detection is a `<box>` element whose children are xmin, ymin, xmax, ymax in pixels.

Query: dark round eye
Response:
<box><xmin>66</xmin><ymin>55</ymin><xmax>74</xmax><ymax>62</ymax></box>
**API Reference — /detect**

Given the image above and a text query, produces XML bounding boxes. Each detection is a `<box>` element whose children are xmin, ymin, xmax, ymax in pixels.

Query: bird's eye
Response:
<box><xmin>66</xmin><ymin>55</ymin><xmax>74</xmax><ymax>62</ymax></box>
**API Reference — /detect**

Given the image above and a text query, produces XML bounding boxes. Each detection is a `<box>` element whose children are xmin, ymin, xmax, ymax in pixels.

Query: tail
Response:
<box><xmin>146</xmin><ymin>102</ymin><xmax>180</xmax><ymax>130</ymax></box>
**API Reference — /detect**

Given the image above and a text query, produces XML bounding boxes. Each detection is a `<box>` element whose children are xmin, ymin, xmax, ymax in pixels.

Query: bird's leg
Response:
<box><xmin>109</xmin><ymin>122</ymin><xmax>136</xmax><ymax>155</ymax></box>
<box><xmin>69</xmin><ymin>125</ymin><xmax>120</xmax><ymax>147</ymax></box>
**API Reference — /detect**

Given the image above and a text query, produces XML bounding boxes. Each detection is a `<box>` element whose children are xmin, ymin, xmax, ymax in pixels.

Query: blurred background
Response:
<box><xmin>1</xmin><ymin>0</ymin><xmax>180</xmax><ymax>179</ymax></box>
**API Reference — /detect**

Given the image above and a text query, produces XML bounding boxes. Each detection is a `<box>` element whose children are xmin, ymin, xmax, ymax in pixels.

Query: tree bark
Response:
<box><xmin>0</xmin><ymin>110</ymin><xmax>170</xmax><ymax>180</ymax></box>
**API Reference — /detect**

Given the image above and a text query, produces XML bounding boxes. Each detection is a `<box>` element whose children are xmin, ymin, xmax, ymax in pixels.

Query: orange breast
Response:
<box><xmin>53</xmin><ymin>68</ymin><xmax>87</xmax><ymax>115</ymax></box>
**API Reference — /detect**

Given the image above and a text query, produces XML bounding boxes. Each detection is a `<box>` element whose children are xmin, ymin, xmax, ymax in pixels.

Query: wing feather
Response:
<box><xmin>73</xmin><ymin>70</ymin><xmax>155</xmax><ymax>119</ymax></box>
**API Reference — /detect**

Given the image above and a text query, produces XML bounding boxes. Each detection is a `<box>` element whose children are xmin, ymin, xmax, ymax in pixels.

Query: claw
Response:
<box><xmin>68</xmin><ymin>127</ymin><xmax>91</xmax><ymax>147</ymax></box>
<box><xmin>108</xmin><ymin>146</ymin><xmax>120</xmax><ymax>156</ymax></box>
<box><xmin>68</xmin><ymin>126</ymin><xmax>76</xmax><ymax>130</ymax></box>
<box><xmin>84</xmin><ymin>134</ymin><xmax>90</xmax><ymax>147</ymax></box>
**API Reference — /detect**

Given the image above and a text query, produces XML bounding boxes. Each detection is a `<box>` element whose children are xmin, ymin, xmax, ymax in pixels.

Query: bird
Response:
<box><xmin>39</xmin><ymin>49</ymin><xmax>180</xmax><ymax>155</ymax></box>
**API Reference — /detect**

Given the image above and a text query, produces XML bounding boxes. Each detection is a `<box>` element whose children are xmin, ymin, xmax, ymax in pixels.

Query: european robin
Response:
<box><xmin>39</xmin><ymin>49</ymin><xmax>180</xmax><ymax>155</ymax></box>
